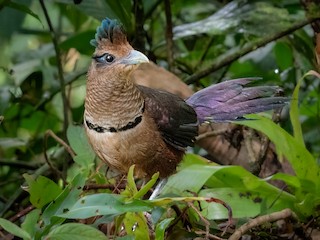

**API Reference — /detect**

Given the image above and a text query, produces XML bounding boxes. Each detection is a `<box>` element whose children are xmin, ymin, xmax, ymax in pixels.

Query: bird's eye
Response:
<box><xmin>93</xmin><ymin>53</ymin><xmax>115</xmax><ymax>64</ymax></box>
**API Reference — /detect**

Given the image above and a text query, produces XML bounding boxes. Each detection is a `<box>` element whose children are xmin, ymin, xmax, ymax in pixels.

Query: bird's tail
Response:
<box><xmin>186</xmin><ymin>78</ymin><xmax>289</xmax><ymax>123</ymax></box>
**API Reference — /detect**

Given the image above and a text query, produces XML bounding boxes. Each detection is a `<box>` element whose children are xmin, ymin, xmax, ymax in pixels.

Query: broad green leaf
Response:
<box><xmin>160</xmin><ymin>164</ymin><xmax>218</xmax><ymax>196</ymax></box>
<box><xmin>21</xmin><ymin>209</ymin><xmax>41</xmax><ymax>238</ymax></box>
<box><xmin>67</xmin><ymin>125</ymin><xmax>95</xmax><ymax>168</ymax></box>
<box><xmin>161</xmin><ymin>164</ymin><xmax>294</xmax><ymax>198</ymax></box>
<box><xmin>23</xmin><ymin>174</ymin><xmax>63</xmax><ymax>208</ymax></box>
<box><xmin>204</xmin><ymin>166</ymin><xmax>294</xmax><ymax>198</ymax></box>
<box><xmin>156</xmin><ymin>164</ymin><xmax>297</xmax><ymax>217</ymax></box>
<box><xmin>46</xmin><ymin>223</ymin><xmax>107</xmax><ymax>240</ymax></box>
<box><xmin>264</xmin><ymin>173</ymin><xmax>301</xmax><ymax>189</ymax></box>
<box><xmin>42</xmin><ymin>173</ymin><xmax>86</xmax><ymax>225</ymax></box>
<box><xmin>199</xmin><ymin>188</ymin><xmax>294</xmax><ymax>219</ymax></box>
<box><xmin>123</xmin><ymin>212</ymin><xmax>149</xmax><ymax>240</ymax></box>
<box><xmin>0</xmin><ymin>218</ymin><xmax>31</xmax><ymax>240</ymax></box>
<box><xmin>58</xmin><ymin>193</ymin><xmax>152</xmax><ymax>219</ymax></box>
<box><xmin>237</xmin><ymin>115</ymin><xmax>319</xmax><ymax>186</ymax></box>
<box><xmin>178</xmin><ymin>153</ymin><xmax>212</xmax><ymax>170</ymax></box>
<box><xmin>294</xmin><ymin>193</ymin><xmax>320</xmax><ymax>218</ymax></box>
<box><xmin>155</xmin><ymin>218</ymin><xmax>174</xmax><ymax>240</ymax></box>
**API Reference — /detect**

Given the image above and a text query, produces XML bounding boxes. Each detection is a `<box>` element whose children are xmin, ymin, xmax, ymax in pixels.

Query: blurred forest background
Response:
<box><xmin>0</xmin><ymin>0</ymin><xmax>320</xmax><ymax>239</ymax></box>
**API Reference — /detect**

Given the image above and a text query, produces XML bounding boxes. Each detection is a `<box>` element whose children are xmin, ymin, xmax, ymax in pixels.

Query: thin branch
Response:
<box><xmin>196</xmin><ymin>127</ymin><xmax>230</xmax><ymax>141</ymax></box>
<box><xmin>164</xmin><ymin>0</ymin><xmax>174</xmax><ymax>71</ymax></box>
<box><xmin>185</xmin><ymin>17</ymin><xmax>320</xmax><ymax>84</ymax></box>
<box><xmin>43</xmin><ymin>130</ymin><xmax>75</xmax><ymax>182</ymax></box>
<box><xmin>8</xmin><ymin>205</ymin><xmax>35</xmax><ymax>223</ymax></box>
<box><xmin>39</xmin><ymin>0</ymin><xmax>69</xmax><ymax>138</ymax></box>
<box><xmin>44</xmin><ymin>130</ymin><xmax>76</xmax><ymax>159</ymax></box>
<box><xmin>194</xmin><ymin>230</ymin><xmax>225</xmax><ymax>240</ymax></box>
<box><xmin>198</xmin><ymin>36</ymin><xmax>215</xmax><ymax>67</ymax></box>
<box><xmin>187</xmin><ymin>202</ymin><xmax>210</xmax><ymax>239</ymax></box>
<box><xmin>229</xmin><ymin>208</ymin><xmax>297</xmax><ymax>240</ymax></box>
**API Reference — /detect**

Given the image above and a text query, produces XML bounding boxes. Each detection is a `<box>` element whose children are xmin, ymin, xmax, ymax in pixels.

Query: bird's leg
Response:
<box><xmin>149</xmin><ymin>178</ymin><xmax>168</xmax><ymax>200</ymax></box>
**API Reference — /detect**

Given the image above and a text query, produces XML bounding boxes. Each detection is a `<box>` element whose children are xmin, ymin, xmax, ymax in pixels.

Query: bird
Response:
<box><xmin>84</xmin><ymin>18</ymin><xmax>288</xmax><ymax>179</ymax></box>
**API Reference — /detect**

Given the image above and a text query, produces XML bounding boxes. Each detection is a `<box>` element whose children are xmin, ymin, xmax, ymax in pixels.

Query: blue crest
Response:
<box><xmin>90</xmin><ymin>18</ymin><xmax>124</xmax><ymax>47</ymax></box>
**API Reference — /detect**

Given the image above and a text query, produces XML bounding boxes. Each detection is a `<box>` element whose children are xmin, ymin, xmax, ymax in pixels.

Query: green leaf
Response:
<box><xmin>237</xmin><ymin>115</ymin><xmax>319</xmax><ymax>187</ymax></box>
<box><xmin>178</xmin><ymin>153</ymin><xmax>212</xmax><ymax>170</ymax></box>
<box><xmin>21</xmin><ymin>209</ymin><xmax>41</xmax><ymax>238</ymax></box>
<box><xmin>123</xmin><ymin>165</ymin><xmax>138</xmax><ymax>197</ymax></box>
<box><xmin>150</xmin><ymin>196</ymin><xmax>210</xmax><ymax>207</ymax></box>
<box><xmin>133</xmin><ymin>172</ymin><xmax>159</xmax><ymax>200</ymax></box>
<box><xmin>46</xmin><ymin>223</ymin><xmax>108</xmax><ymax>240</ymax></box>
<box><xmin>199</xmin><ymin>186</ymin><xmax>295</xmax><ymax>219</ymax></box>
<box><xmin>7</xmin><ymin>1</ymin><xmax>41</xmax><ymax>24</ymax></box>
<box><xmin>115</xmin><ymin>236</ymin><xmax>134</xmax><ymax>240</ymax></box>
<box><xmin>67</xmin><ymin>125</ymin><xmax>96</xmax><ymax>169</ymax></box>
<box><xmin>60</xmin><ymin>31</ymin><xmax>96</xmax><ymax>55</ymax></box>
<box><xmin>23</xmin><ymin>174</ymin><xmax>63</xmax><ymax>208</ymax></box>
<box><xmin>155</xmin><ymin>218</ymin><xmax>174</xmax><ymax>240</ymax></box>
<box><xmin>274</xmin><ymin>42</ymin><xmax>293</xmax><ymax>71</ymax></box>
<box><xmin>160</xmin><ymin>164</ymin><xmax>217</xmax><ymax>196</ymax></box>
<box><xmin>290</xmin><ymin>74</ymin><xmax>305</xmax><ymax>147</ymax></box>
<box><xmin>42</xmin><ymin>173</ymin><xmax>86</xmax><ymax>225</ymax></box>
<box><xmin>264</xmin><ymin>173</ymin><xmax>301</xmax><ymax>189</ymax></box>
<box><xmin>294</xmin><ymin>193</ymin><xmax>320</xmax><ymax>217</ymax></box>
<box><xmin>58</xmin><ymin>193</ymin><xmax>152</xmax><ymax>219</ymax></box>
<box><xmin>154</xmin><ymin>164</ymin><xmax>296</xmax><ymax>217</ymax></box>
<box><xmin>0</xmin><ymin>218</ymin><xmax>31</xmax><ymax>240</ymax></box>
<box><xmin>123</xmin><ymin>212</ymin><xmax>149</xmax><ymax>240</ymax></box>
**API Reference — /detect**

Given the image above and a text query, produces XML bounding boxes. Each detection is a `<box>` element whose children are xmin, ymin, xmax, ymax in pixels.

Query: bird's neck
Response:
<box><xmin>84</xmin><ymin>72</ymin><xmax>144</xmax><ymax>129</ymax></box>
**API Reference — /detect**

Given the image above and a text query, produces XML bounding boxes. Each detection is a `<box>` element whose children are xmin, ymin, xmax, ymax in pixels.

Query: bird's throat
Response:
<box><xmin>85</xmin><ymin>75</ymin><xmax>144</xmax><ymax>130</ymax></box>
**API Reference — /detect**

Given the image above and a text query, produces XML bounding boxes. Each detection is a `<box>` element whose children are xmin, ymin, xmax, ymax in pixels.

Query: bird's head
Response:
<box><xmin>89</xmin><ymin>18</ymin><xmax>149</xmax><ymax>77</ymax></box>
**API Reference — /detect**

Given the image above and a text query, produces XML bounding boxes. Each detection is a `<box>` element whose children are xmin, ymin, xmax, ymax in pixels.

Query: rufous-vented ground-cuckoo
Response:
<box><xmin>84</xmin><ymin>18</ymin><xmax>288</xmax><ymax>179</ymax></box>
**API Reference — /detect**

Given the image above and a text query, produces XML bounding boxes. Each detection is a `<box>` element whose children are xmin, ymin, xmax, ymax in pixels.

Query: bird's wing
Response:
<box><xmin>186</xmin><ymin>77</ymin><xmax>289</xmax><ymax>123</ymax></box>
<box><xmin>137</xmin><ymin>85</ymin><xmax>198</xmax><ymax>150</ymax></box>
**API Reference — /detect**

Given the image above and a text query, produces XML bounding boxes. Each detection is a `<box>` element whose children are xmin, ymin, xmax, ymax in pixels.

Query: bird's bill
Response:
<box><xmin>120</xmin><ymin>50</ymin><xmax>149</xmax><ymax>65</ymax></box>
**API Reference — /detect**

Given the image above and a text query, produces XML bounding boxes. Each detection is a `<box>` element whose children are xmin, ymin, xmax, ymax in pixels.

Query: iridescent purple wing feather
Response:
<box><xmin>186</xmin><ymin>78</ymin><xmax>289</xmax><ymax>123</ymax></box>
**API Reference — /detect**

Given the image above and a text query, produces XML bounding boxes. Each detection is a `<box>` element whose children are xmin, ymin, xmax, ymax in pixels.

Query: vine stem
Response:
<box><xmin>39</xmin><ymin>0</ymin><xmax>69</xmax><ymax>139</ymax></box>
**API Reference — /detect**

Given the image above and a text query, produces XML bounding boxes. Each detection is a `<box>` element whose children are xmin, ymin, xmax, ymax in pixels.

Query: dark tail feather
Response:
<box><xmin>186</xmin><ymin>78</ymin><xmax>289</xmax><ymax>123</ymax></box>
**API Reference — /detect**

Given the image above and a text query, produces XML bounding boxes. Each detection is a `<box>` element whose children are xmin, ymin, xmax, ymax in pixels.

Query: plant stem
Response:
<box><xmin>164</xmin><ymin>0</ymin><xmax>174</xmax><ymax>71</ymax></box>
<box><xmin>39</xmin><ymin>0</ymin><xmax>69</xmax><ymax>139</ymax></box>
